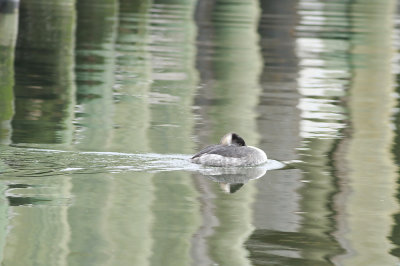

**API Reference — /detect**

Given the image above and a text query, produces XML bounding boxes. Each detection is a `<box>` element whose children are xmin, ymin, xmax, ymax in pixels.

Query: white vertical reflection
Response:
<box><xmin>296</xmin><ymin>36</ymin><xmax>349</xmax><ymax>139</ymax></box>
<box><xmin>295</xmin><ymin>0</ymin><xmax>351</xmax><ymax>262</ymax></box>
<box><xmin>0</xmin><ymin>2</ymin><xmax>18</xmax><ymax>145</ymax></box>
<box><xmin>339</xmin><ymin>0</ymin><xmax>399</xmax><ymax>264</ymax></box>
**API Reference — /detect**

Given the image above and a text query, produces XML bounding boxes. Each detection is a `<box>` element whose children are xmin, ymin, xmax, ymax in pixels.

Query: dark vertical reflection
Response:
<box><xmin>256</xmin><ymin>0</ymin><xmax>301</xmax><ymax>163</ymax></box>
<box><xmin>11</xmin><ymin>0</ymin><xmax>76</xmax><ymax>144</ymax></box>
<box><xmin>246</xmin><ymin>0</ymin><xmax>304</xmax><ymax>264</ymax></box>
<box><xmin>247</xmin><ymin>0</ymin><xmax>347</xmax><ymax>264</ymax></box>
<box><xmin>388</xmin><ymin>2</ymin><xmax>400</xmax><ymax>261</ymax></box>
<box><xmin>391</xmin><ymin>2</ymin><xmax>400</xmax><ymax>251</ymax></box>
<box><xmin>391</xmin><ymin>72</ymin><xmax>400</xmax><ymax>258</ymax></box>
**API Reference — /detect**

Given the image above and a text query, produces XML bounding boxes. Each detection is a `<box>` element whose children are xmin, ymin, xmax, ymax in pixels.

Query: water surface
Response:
<box><xmin>1</xmin><ymin>0</ymin><xmax>400</xmax><ymax>265</ymax></box>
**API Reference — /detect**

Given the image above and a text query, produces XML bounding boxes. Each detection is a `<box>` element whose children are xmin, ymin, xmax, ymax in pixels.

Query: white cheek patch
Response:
<box><xmin>220</xmin><ymin>134</ymin><xmax>232</xmax><ymax>145</ymax></box>
<box><xmin>226</xmin><ymin>134</ymin><xmax>232</xmax><ymax>145</ymax></box>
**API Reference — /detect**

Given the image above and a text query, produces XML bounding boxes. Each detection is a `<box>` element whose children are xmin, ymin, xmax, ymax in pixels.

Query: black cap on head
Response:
<box><xmin>231</xmin><ymin>133</ymin><xmax>246</xmax><ymax>146</ymax></box>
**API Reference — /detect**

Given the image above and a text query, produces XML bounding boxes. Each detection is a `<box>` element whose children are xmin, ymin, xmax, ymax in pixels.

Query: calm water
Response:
<box><xmin>1</xmin><ymin>0</ymin><xmax>400</xmax><ymax>265</ymax></box>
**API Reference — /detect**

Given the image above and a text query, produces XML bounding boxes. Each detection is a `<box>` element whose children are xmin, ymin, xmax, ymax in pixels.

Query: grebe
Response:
<box><xmin>191</xmin><ymin>133</ymin><xmax>267</xmax><ymax>167</ymax></box>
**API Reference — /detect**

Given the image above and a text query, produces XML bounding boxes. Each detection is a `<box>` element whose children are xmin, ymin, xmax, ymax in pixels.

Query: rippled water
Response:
<box><xmin>1</xmin><ymin>0</ymin><xmax>400</xmax><ymax>265</ymax></box>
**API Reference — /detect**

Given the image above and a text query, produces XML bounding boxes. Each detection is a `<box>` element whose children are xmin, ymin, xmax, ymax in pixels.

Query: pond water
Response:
<box><xmin>1</xmin><ymin>0</ymin><xmax>400</xmax><ymax>265</ymax></box>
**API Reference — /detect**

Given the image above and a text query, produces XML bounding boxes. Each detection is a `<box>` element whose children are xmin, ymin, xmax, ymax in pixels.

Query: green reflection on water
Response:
<box><xmin>0</xmin><ymin>2</ymin><xmax>18</xmax><ymax>145</ymax></box>
<box><xmin>74</xmin><ymin>0</ymin><xmax>118</xmax><ymax>151</ymax></box>
<box><xmin>11</xmin><ymin>0</ymin><xmax>76</xmax><ymax>145</ymax></box>
<box><xmin>0</xmin><ymin>0</ymin><xmax>400</xmax><ymax>265</ymax></box>
<box><xmin>193</xmin><ymin>0</ymin><xmax>264</xmax><ymax>265</ymax></box>
<box><xmin>342</xmin><ymin>0</ymin><xmax>399</xmax><ymax>265</ymax></box>
<box><xmin>1</xmin><ymin>2</ymin><xmax>76</xmax><ymax>266</ymax></box>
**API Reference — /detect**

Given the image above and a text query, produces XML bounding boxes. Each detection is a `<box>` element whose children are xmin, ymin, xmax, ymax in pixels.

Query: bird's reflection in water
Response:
<box><xmin>199</xmin><ymin>167</ymin><xmax>267</xmax><ymax>193</ymax></box>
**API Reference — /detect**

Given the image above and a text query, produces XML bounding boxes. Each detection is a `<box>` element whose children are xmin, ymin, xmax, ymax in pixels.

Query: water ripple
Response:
<box><xmin>0</xmin><ymin>145</ymin><xmax>285</xmax><ymax>178</ymax></box>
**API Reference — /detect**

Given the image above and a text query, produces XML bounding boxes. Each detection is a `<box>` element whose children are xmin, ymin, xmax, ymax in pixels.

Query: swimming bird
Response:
<box><xmin>191</xmin><ymin>133</ymin><xmax>267</xmax><ymax>167</ymax></box>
